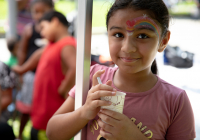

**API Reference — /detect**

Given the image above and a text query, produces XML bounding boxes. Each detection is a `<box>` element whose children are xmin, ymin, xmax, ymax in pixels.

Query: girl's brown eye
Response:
<box><xmin>114</xmin><ymin>33</ymin><xmax>124</xmax><ymax>38</ymax></box>
<box><xmin>137</xmin><ymin>34</ymin><xmax>149</xmax><ymax>39</ymax></box>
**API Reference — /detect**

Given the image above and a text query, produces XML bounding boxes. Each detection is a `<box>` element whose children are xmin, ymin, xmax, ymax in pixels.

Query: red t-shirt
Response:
<box><xmin>69</xmin><ymin>64</ymin><xmax>196</xmax><ymax>140</ymax></box>
<box><xmin>31</xmin><ymin>36</ymin><xmax>76</xmax><ymax>130</ymax></box>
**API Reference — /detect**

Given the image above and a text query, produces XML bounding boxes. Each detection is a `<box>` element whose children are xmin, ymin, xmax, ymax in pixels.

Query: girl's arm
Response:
<box><xmin>46</xmin><ymin>96</ymin><xmax>88</xmax><ymax>140</ymax></box>
<box><xmin>58</xmin><ymin>46</ymin><xmax>76</xmax><ymax>98</ymax></box>
<box><xmin>46</xmin><ymin>70</ymin><xmax>116</xmax><ymax>140</ymax></box>
<box><xmin>12</xmin><ymin>47</ymin><xmax>44</xmax><ymax>75</ymax></box>
<box><xmin>17</xmin><ymin>24</ymin><xmax>32</xmax><ymax>65</ymax></box>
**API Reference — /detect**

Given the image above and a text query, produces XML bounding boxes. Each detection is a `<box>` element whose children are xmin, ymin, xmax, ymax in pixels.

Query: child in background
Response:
<box><xmin>13</xmin><ymin>11</ymin><xmax>76</xmax><ymax>140</ymax></box>
<box><xmin>16</xmin><ymin>0</ymin><xmax>33</xmax><ymax>36</ymax></box>
<box><xmin>5</xmin><ymin>36</ymin><xmax>20</xmax><ymax>67</ymax></box>
<box><xmin>16</xmin><ymin>0</ymin><xmax>53</xmax><ymax>139</ymax></box>
<box><xmin>46</xmin><ymin>0</ymin><xmax>196</xmax><ymax>140</ymax></box>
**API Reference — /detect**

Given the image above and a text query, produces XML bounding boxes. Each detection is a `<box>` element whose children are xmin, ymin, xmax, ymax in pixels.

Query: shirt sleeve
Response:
<box><xmin>166</xmin><ymin>91</ymin><xmax>196</xmax><ymax>140</ymax></box>
<box><xmin>68</xmin><ymin>85</ymin><xmax>75</xmax><ymax>98</ymax></box>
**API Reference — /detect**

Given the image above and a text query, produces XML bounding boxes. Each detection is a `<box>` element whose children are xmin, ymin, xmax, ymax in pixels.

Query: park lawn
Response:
<box><xmin>169</xmin><ymin>1</ymin><xmax>196</xmax><ymax>16</ymax></box>
<box><xmin>0</xmin><ymin>0</ymin><xmax>7</xmax><ymax>34</ymax></box>
<box><xmin>0</xmin><ymin>0</ymin><xmax>113</xmax><ymax>27</ymax></box>
<box><xmin>8</xmin><ymin>118</ymin><xmax>74</xmax><ymax>140</ymax></box>
<box><xmin>0</xmin><ymin>0</ymin><xmax>197</xmax><ymax>26</ymax></box>
<box><xmin>8</xmin><ymin>119</ymin><xmax>32</xmax><ymax>140</ymax></box>
<box><xmin>0</xmin><ymin>0</ymin><xmax>7</xmax><ymax>20</ymax></box>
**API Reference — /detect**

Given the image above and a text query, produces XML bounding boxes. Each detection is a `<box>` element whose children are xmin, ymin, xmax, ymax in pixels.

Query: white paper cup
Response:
<box><xmin>101</xmin><ymin>91</ymin><xmax>126</xmax><ymax>114</ymax></box>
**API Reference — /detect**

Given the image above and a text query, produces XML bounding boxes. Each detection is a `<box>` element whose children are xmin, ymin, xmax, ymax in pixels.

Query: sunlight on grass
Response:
<box><xmin>0</xmin><ymin>0</ymin><xmax>7</xmax><ymax>20</ymax></box>
<box><xmin>8</xmin><ymin>118</ymin><xmax>74</xmax><ymax>140</ymax></box>
<box><xmin>0</xmin><ymin>0</ymin><xmax>113</xmax><ymax>27</ymax></box>
<box><xmin>55</xmin><ymin>1</ymin><xmax>76</xmax><ymax>15</ymax></box>
<box><xmin>169</xmin><ymin>1</ymin><xmax>196</xmax><ymax>15</ymax></box>
<box><xmin>8</xmin><ymin>119</ymin><xmax>32</xmax><ymax>140</ymax></box>
<box><xmin>92</xmin><ymin>1</ymin><xmax>113</xmax><ymax>27</ymax></box>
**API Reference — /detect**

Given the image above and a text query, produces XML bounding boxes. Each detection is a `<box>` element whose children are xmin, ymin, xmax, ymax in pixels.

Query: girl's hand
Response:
<box><xmin>97</xmin><ymin>109</ymin><xmax>148</xmax><ymax>140</ymax></box>
<box><xmin>81</xmin><ymin>70</ymin><xmax>116</xmax><ymax>121</ymax></box>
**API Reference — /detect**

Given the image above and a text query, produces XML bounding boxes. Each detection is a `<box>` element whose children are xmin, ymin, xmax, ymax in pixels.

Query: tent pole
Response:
<box><xmin>7</xmin><ymin>0</ymin><xmax>17</xmax><ymax>38</ymax></box>
<box><xmin>74</xmin><ymin>0</ymin><xmax>93</xmax><ymax>140</ymax></box>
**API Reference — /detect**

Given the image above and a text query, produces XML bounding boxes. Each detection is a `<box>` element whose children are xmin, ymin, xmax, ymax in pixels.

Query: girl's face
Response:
<box><xmin>31</xmin><ymin>2</ymin><xmax>52</xmax><ymax>23</ymax></box>
<box><xmin>108</xmin><ymin>8</ymin><xmax>169</xmax><ymax>74</ymax></box>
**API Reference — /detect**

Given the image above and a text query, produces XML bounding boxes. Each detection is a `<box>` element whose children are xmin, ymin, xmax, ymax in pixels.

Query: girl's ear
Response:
<box><xmin>158</xmin><ymin>31</ymin><xmax>171</xmax><ymax>52</ymax></box>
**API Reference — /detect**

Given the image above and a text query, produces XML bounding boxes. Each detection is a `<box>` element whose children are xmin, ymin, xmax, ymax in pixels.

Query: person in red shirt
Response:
<box><xmin>13</xmin><ymin>11</ymin><xmax>76</xmax><ymax>140</ymax></box>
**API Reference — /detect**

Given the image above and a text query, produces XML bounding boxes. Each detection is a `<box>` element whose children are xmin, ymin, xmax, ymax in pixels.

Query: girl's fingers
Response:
<box><xmin>98</xmin><ymin>110</ymin><xmax>119</xmax><ymax>126</ymax></box>
<box><xmin>98</xmin><ymin>117</ymin><xmax>114</xmax><ymax>132</ymax></box>
<box><xmin>100</xmin><ymin>128</ymin><xmax>113</xmax><ymax>140</ymax></box>
<box><xmin>90</xmin><ymin>83</ymin><xmax>115</xmax><ymax>94</ymax></box>
<box><xmin>92</xmin><ymin>100</ymin><xmax>112</xmax><ymax>108</ymax></box>
<box><xmin>99</xmin><ymin>109</ymin><xmax>122</xmax><ymax>120</ymax></box>
<box><xmin>92</xmin><ymin>69</ymin><xmax>105</xmax><ymax>86</ymax></box>
<box><xmin>91</xmin><ymin>90</ymin><xmax>116</xmax><ymax>100</ymax></box>
<box><xmin>105</xmin><ymin>80</ymin><xmax>112</xmax><ymax>86</ymax></box>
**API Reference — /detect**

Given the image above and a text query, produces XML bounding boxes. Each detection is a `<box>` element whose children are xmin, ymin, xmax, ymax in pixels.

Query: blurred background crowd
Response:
<box><xmin>0</xmin><ymin>0</ymin><xmax>200</xmax><ymax>140</ymax></box>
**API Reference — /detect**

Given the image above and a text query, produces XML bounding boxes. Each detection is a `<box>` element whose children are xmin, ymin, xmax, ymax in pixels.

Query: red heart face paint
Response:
<box><xmin>126</xmin><ymin>14</ymin><xmax>161</xmax><ymax>37</ymax></box>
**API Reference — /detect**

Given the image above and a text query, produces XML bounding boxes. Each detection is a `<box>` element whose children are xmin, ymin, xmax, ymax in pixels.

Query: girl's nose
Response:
<box><xmin>121</xmin><ymin>37</ymin><xmax>137</xmax><ymax>53</ymax></box>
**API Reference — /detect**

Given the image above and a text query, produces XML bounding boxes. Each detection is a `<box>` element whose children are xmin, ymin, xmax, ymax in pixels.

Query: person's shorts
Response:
<box><xmin>16</xmin><ymin>71</ymin><xmax>35</xmax><ymax>114</ymax></box>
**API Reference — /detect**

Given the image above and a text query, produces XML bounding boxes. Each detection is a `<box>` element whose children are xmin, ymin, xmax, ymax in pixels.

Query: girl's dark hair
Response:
<box><xmin>106</xmin><ymin>0</ymin><xmax>170</xmax><ymax>74</ymax></box>
<box><xmin>31</xmin><ymin>0</ymin><xmax>54</xmax><ymax>8</ymax></box>
<box><xmin>39</xmin><ymin>11</ymin><xmax>69</xmax><ymax>28</ymax></box>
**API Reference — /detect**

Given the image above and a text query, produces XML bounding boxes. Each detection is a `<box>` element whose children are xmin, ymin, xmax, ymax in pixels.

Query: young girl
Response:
<box><xmin>16</xmin><ymin>0</ymin><xmax>53</xmax><ymax>139</ymax></box>
<box><xmin>46</xmin><ymin>0</ymin><xmax>196</xmax><ymax>140</ymax></box>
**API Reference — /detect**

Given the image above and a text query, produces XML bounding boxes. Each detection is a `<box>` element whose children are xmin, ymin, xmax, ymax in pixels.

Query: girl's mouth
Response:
<box><xmin>120</xmin><ymin>57</ymin><xmax>140</xmax><ymax>62</ymax></box>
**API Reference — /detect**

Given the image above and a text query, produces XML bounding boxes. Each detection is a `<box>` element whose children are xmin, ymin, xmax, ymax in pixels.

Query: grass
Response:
<box><xmin>169</xmin><ymin>1</ymin><xmax>196</xmax><ymax>16</ymax></box>
<box><xmin>0</xmin><ymin>0</ymin><xmax>7</xmax><ymax>20</ymax></box>
<box><xmin>8</xmin><ymin>118</ymin><xmax>74</xmax><ymax>140</ymax></box>
<box><xmin>0</xmin><ymin>0</ymin><xmax>7</xmax><ymax>34</ymax></box>
<box><xmin>0</xmin><ymin>0</ymin><xmax>113</xmax><ymax>34</ymax></box>
<box><xmin>92</xmin><ymin>1</ymin><xmax>113</xmax><ymax>27</ymax></box>
<box><xmin>8</xmin><ymin>119</ymin><xmax>32</xmax><ymax>140</ymax></box>
<box><xmin>55</xmin><ymin>1</ymin><xmax>76</xmax><ymax>16</ymax></box>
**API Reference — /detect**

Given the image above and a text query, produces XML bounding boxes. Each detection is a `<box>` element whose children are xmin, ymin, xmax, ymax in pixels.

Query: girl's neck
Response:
<box><xmin>113</xmin><ymin>68</ymin><xmax>157</xmax><ymax>93</ymax></box>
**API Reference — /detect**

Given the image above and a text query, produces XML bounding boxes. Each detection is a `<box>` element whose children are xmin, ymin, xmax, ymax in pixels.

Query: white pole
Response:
<box><xmin>74</xmin><ymin>0</ymin><xmax>93</xmax><ymax>140</ymax></box>
<box><xmin>7</xmin><ymin>0</ymin><xmax>17</xmax><ymax>38</ymax></box>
